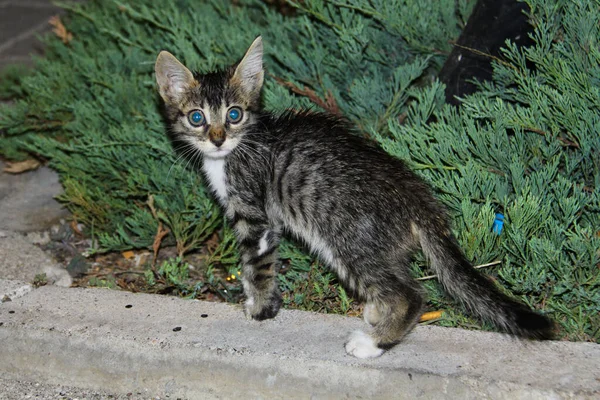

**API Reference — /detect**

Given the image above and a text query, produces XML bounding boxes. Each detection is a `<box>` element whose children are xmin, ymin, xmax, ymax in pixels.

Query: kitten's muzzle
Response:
<box><xmin>208</xmin><ymin>126</ymin><xmax>226</xmax><ymax>147</ymax></box>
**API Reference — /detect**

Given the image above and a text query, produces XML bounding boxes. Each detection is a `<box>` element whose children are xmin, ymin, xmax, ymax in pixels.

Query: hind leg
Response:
<box><xmin>363</xmin><ymin>302</ymin><xmax>383</xmax><ymax>326</ymax></box>
<box><xmin>346</xmin><ymin>279</ymin><xmax>424</xmax><ymax>358</ymax></box>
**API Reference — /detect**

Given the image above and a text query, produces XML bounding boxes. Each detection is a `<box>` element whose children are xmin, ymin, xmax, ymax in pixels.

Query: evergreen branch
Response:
<box><xmin>328</xmin><ymin>1</ymin><xmax>382</xmax><ymax>20</ymax></box>
<box><xmin>54</xmin><ymin>2</ymin><xmax>152</xmax><ymax>53</ymax></box>
<box><xmin>54</xmin><ymin>2</ymin><xmax>96</xmax><ymax>23</ymax></box>
<box><xmin>115</xmin><ymin>2</ymin><xmax>178</xmax><ymax>36</ymax></box>
<box><xmin>286</xmin><ymin>1</ymin><xmax>343</xmax><ymax>31</ymax></box>
<box><xmin>377</xmin><ymin>88</ymin><xmax>406</xmax><ymax>132</ymax></box>
<box><xmin>98</xmin><ymin>29</ymin><xmax>154</xmax><ymax>53</ymax></box>
<box><xmin>302</xmin><ymin>17</ymin><xmax>329</xmax><ymax>96</ymax></box>
<box><xmin>329</xmin><ymin>1</ymin><xmax>448</xmax><ymax>56</ymax></box>
<box><xmin>417</xmin><ymin>260</ymin><xmax>502</xmax><ymax>281</ymax></box>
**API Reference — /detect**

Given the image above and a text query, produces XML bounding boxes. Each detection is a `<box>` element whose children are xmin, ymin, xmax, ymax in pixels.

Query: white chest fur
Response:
<box><xmin>202</xmin><ymin>157</ymin><xmax>228</xmax><ymax>202</ymax></box>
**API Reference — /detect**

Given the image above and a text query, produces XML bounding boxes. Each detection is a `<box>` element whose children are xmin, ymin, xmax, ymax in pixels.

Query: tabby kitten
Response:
<box><xmin>155</xmin><ymin>37</ymin><xmax>553</xmax><ymax>358</ymax></box>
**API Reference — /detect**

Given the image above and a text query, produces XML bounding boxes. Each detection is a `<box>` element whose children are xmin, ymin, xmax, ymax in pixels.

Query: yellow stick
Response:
<box><xmin>419</xmin><ymin>310</ymin><xmax>443</xmax><ymax>322</ymax></box>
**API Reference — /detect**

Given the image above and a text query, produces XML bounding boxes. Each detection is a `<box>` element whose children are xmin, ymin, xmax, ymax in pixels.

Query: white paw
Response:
<box><xmin>345</xmin><ymin>331</ymin><xmax>384</xmax><ymax>359</ymax></box>
<box><xmin>243</xmin><ymin>297</ymin><xmax>255</xmax><ymax>319</ymax></box>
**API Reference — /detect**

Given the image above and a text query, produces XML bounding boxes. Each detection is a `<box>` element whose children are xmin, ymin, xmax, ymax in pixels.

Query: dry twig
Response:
<box><xmin>147</xmin><ymin>195</ymin><xmax>170</xmax><ymax>267</ymax></box>
<box><xmin>271</xmin><ymin>75</ymin><xmax>342</xmax><ymax>116</ymax></box>
<box><xmin>417</xmin><ymin>260</ymin><xmax>502</xmax><ymax>281</ymax></box>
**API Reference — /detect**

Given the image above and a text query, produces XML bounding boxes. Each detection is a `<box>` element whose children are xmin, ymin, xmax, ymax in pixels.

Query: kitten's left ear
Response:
<box><xmin>155</xmin><ymin>51</ymin><xmax>195</xmax><ymax>105</ymax></box>
<box><xmin>232</xmin><ymin>36</ymin><xmax>264</xmax><ymax>98</ymax></box>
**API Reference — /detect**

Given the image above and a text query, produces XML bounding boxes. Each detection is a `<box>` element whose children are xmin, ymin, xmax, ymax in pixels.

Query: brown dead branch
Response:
<box><xmin>147</xmin><ymin>195</ymin><xmax>170</xmax><ymax>267</ymax></box>
<box><xmin>271</xmin><ymin>75</ymin><xmax>342</xmax><ymax>116</ymax></box>
<box><xmin>525</xmin><ymin>127</ymin><xmax>580</xmax><ymax>148</ymax></box>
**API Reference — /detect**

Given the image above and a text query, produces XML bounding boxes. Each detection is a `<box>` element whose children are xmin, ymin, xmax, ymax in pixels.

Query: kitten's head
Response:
<box><xmin>155</xmin><ymin>37</ymin><xmax>264</xmax><ymax>159</ymax></box>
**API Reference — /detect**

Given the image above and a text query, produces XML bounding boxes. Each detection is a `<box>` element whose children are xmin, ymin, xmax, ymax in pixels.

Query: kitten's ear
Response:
<box><xmin>232</xmin><ymin>36</ymin><xmax>264</xmax><ymax>98</ymax></box>
<box><xmin>155</xmin><ymin>51</ymin><xmax>195</xmax><ymax>104</ymax></box>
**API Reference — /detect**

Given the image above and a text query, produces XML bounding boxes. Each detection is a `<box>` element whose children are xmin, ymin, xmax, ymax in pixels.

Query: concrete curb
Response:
<box><xmin>1</xmin><ymin>281</ymin><xmax>598</xmax><ymax>399</ymax></box>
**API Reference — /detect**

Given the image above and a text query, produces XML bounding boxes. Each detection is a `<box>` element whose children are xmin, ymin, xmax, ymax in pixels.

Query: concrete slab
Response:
<box><xmin>0</xmin><ymin>161</ymin><xmax>70</xmax><ymax>232</ymax></box>
<box><xmin>1</xmin><ymin>283</ymin><xmax>598</xmax><ymax>399</ymax></box>
<box><xmin>0</xmin><ymin>230</ymin><xmax>71</xmax><ymax>286</ymax></box>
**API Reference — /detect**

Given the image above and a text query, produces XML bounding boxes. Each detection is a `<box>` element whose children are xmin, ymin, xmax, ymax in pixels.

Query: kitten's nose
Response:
<box><xmin>208</xmin><ymin>126</ymin><xmax>226</xmax><ymax>147</ymax></box>
<box><xmin>211</xmin><ymin>136</ymin><xmax>225</xmax><ymax>147</ymax></box>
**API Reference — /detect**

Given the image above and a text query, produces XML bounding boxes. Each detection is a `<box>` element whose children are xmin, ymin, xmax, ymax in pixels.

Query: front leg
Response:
<box><xmin>234</xmin><ymin>217</ymin><xmax>282</xmax><ymax>320</ymax></box>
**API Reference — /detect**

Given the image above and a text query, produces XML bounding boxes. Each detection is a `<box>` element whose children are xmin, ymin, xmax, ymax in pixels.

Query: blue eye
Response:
<box><xmin>227</xmin><ymin>107</ymin><xmax>243</xmax><ymax>123</ymax></box>
<box><xmin>188</xmin><ymin>110</ymin><xmax>205</xmax><ymax>126</ymax></box>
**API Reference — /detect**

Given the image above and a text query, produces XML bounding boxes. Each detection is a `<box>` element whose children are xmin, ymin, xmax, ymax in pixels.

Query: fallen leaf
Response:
<box><xmin>48</xmin><ymin>15</ymin><xmax>73</xmax><ymax>44</ymax></box>
<box><xmin>122</xmin><ymin>250</ymin><xmax>135</xmax><ymax>259</ymax></box>
<box><xmin>70</xmin><ymin>219</ymin><xmax>84</xmax><ymax>236</ymax></box>
<box><xmin>3</xmin><ymin>159</ymin><xmax>41</xmax><ymax>174</ymax></box>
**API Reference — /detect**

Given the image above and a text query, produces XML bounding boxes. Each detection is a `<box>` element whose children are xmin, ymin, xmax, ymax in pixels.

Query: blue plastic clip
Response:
<box><xmin>492</xmin><ymin>213</ymin><xmax>504</xmax><ymax>235</ymax></box>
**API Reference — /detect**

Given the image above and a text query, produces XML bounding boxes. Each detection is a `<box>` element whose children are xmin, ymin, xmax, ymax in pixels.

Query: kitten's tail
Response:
<box><xmin>417</xmin><ymin>224</ymin><xmax>554</xmax><ymax>339</ymax></box>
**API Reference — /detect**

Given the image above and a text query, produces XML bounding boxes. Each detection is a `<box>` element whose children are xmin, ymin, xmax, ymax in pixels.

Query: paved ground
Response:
<box><xmin>2</xmin><ymin>281</ymin><xmax>599</xmax><ymax>399</ymax></box>
<box><xmin>1</xmin><ymin>1</ymin><xmax>599</xmax><ymax>399</ymax></box>
<box><xmin>0</xmin><ymin>1</ymin><xmax>111</xmax><ymax>398</ymax></box>
<box><xmin>0</xmin><ymin>0</ymin><xmax>71</xmax><ymax>231</ymax></box>
<box><xmin>0</xmin><ymin>0</ymin><xmax>61</xmax><ymax>69</ymax></box>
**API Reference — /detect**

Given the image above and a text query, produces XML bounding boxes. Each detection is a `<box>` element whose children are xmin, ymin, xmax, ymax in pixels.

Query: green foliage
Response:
<box><xmin>0</xmin><ymin>0</ymin><xmax>598</xmax><ymax>341</ymax></box>
<box><xmin>0</xmin><ymin>63</ymin><xmax>30</xmax><ymax>100</ymax></box>
<box><xmin>156</xmin><ymin>257</ymin><xmax>190</xmax><ymax>286</ymax></box>
<box><xmin>278</xmin><ymin>239</ymin><xmax>354</xmax><ymax>314</ymax></box>
<box><xmin>376</xmin><ymin>0</ymin><xmax>600</xmax><ymax>341</ymax></box>
<box><xmin>88</xmin><ymin>275</ymin><xmax>118</xmax><ymax>289</ymax></box>
<box><xmin>145</xmin><ymin>256</ymin><xmax>202</xmax><ymax>297</ymax></box>
<box><xmin>32</xmin><ymin>273</ymin><xmax>49</xmax><ymax>288</ymax></box>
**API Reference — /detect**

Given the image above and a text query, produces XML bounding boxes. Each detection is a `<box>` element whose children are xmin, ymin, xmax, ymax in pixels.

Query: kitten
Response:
<box><xmin>154</xmin><ymin>37</ymin><xmax>553</xmax><ymax>358</ymax></box>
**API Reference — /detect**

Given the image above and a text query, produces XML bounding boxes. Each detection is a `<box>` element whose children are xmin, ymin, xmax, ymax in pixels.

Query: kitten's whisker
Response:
<box><xmin>167</xmin><ymin>147</ymin><xmax>196</xmax><ymax>179</ymax></box>
<box><xmin>235</xmin><ymin>143</ymin><xmax>258</xmax><ymax>166</ymax></box>
<box><xmin>181</xmin><ymin>145</ymin><xmax>203</xmax><ymax>175</ymax></box>
<box><xmin>167</xmin><ymin>143</ymin><xmax>199</xmax><ymax>180</ymax></box>
<box><xmin>238</xmin><ymin>138</ymin><xmax>271</xmax><ymax>164</ymax></box>
<box><xmin>237</xmin><ymin>144</ymin><xmax>267</xmax><ymax>165</ymax></box>
<box><xmin>244</xmin><ymin>129</ymin><xmax>275</xmax><ymax>139</ymax></box>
